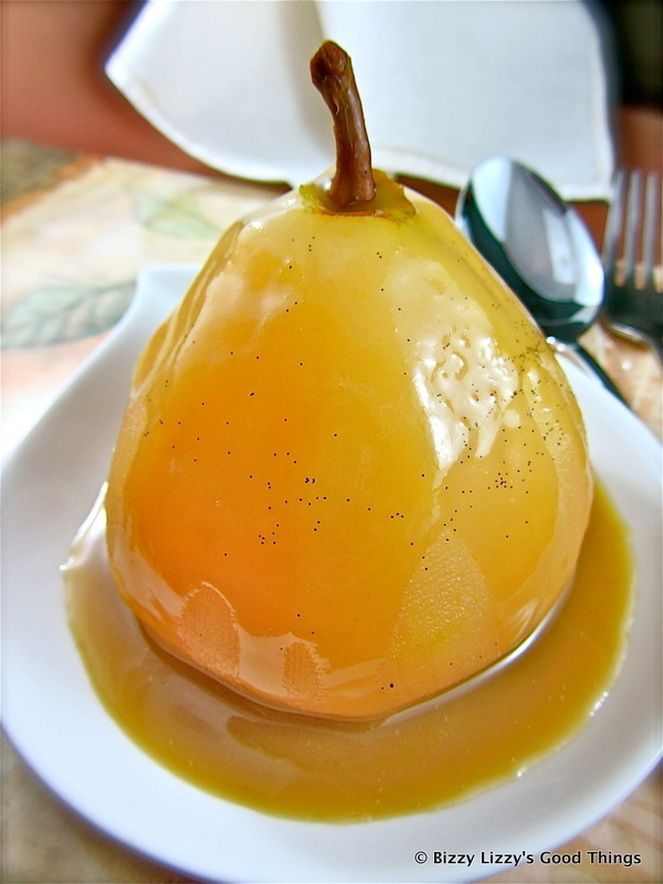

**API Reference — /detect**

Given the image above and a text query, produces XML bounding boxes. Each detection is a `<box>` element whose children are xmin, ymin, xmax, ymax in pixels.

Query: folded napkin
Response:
<box><xmin>107</xmin><ymin>0</ymin><xmax>614</xmax><ymax>200</ymax></box>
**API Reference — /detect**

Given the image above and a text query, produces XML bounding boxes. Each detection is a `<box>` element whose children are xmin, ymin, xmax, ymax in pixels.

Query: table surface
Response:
<box><xmin>1</xmin><ymin>130</ymin><xmax>661</xmax><ymax>883</ymax></box>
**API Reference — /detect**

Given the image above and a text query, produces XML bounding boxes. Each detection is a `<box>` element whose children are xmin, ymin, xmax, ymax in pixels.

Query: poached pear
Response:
<box><xmin>106</xmin><ymin>42</ymin><xmax>592</xmax><ymax>719</ymax></box>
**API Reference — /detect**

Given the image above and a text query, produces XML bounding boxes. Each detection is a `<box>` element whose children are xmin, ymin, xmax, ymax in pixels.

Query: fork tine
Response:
<box><xmin>603</xmin><ymin>169</ymin><xmax>625</xmax><ymax>273</ymax></box>
<box><xmin>623</xmin><ymin>169</ymin><xmax>642</xmax><ymax>283</ymax></box>
<box><xmin>642</xmin><ymin>171</ymin><xmax>660</xmax><ymax>285</ymax></box>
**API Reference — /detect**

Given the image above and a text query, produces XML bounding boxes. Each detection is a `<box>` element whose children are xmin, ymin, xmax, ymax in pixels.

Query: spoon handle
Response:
<box><xmin>566</xmin><ymin>342</ymin><xmax>627</xmax><ymax>405</ymax></box>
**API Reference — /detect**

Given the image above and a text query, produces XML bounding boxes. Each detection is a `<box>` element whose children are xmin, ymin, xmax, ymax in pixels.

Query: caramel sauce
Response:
<box><xmin>64</xmin><ymin>479</ymin><xmax>631</xmax><ymax>821</ymax></box>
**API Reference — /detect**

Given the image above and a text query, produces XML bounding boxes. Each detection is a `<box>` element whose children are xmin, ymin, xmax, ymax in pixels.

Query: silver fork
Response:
<box><xmin>602</xmin><ymin>169</ymin><xmax>663</xmax><ymax>363</ymax></box>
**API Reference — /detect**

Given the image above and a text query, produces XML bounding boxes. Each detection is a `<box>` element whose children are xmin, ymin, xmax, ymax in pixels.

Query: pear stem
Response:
<box><xmin>310</xmin><ymin>41</ymin><xmax>376</xmax><ymax>209</ymax></box>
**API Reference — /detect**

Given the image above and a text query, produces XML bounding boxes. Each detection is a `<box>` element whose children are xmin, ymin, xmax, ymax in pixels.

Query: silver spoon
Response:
<box><xmin>456</xmin><ymin>156</ymin><xmax>625</xmax><ymax>403</ymax></box>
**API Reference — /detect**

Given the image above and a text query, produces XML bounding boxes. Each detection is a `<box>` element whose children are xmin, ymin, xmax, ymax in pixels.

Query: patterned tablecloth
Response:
<box><xmin>1</xmin><ymin>140</ymin><xmax>661</xmax><ymax>883</ymax></box>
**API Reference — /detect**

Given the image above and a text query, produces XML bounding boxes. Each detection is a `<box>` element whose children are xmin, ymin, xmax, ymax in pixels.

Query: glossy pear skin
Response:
<box><xmin>106</xmin><ymin>175</ymin><xmax>592</xmax><ymax>719</ymax></box>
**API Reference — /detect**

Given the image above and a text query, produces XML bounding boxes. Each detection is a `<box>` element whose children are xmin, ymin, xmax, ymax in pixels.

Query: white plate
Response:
<box><xmin>2</xmin><ymin>265</ymin><xmax>661</xmax><ymax>883</ymax></box>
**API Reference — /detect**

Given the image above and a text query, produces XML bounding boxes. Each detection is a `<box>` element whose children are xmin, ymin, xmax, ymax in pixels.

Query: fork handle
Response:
<box><xmin>644</xmin><ymin>333</ymin><xmax>663</xmax><ymax>366</ymax></box>
<box><xmin>566</xmin><ymin>341</ymin><xmax>628</xmax><ymax>405</ymax></box>
<box><xmin>608</xmin><ymin>322</ymin><xmax>663</xmax><ymax>367</ymax></box>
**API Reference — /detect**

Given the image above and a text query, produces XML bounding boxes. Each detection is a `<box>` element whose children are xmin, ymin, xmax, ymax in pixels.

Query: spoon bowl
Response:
<box><xmin>456</xmin><ymin>156</ymin><xmax>624</xmax><ymax>401</ymax></box>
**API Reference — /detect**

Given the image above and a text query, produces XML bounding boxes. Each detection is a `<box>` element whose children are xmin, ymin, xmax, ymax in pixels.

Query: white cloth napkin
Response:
<box><xmin>106</xmin><ymin>0</ymin><xmax>615</xmax><ymax>200</ymax></box>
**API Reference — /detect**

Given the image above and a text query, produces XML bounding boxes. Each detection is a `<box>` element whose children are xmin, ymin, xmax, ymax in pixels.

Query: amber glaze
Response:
<box><xmin>104</xmin><ymin>175</ymin><xmax>593</xmax><ymax>719</ymax></box>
